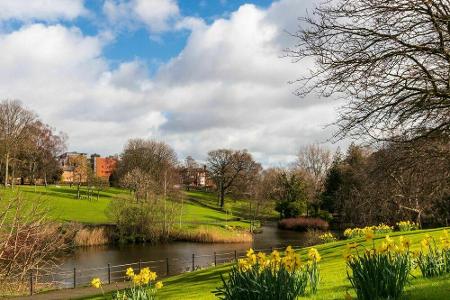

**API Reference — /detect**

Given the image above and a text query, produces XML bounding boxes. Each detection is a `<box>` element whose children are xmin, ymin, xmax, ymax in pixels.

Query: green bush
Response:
<box><xmin>214</xmin><ymin>246</ymin><xmax>321</xmax><ymax>300</ymax></box>
<box><xmin>345</xmin><ymin>236</ymin><xmax>412</xmax><ymax>300</ymax></box>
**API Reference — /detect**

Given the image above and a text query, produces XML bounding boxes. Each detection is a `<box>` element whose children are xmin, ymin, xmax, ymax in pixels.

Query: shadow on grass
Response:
<box><xmin>403</xmin><ymin>275</ymin><xmax>450</xmax><ymax>299</ymax></box>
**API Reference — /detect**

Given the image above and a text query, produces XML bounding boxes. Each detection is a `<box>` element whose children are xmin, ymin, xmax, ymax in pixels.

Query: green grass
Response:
<box><xmin>0</xmin><ymin>186</ymin><xmax>252</xmax><ymax>228</ymax></box>
<box><xmin>185</xmin><ymin>190</ymin><xmax>278</xmax><ymax>219</ymax></box>
<box><xmin>83</xmin><ymin>227</ymin><xmax>450</xmax><ymax>299</ymax></box>
<box><xmin>0</xmin><ymin>185</ymin><xmax>120</xmax><ymax>224</ymax></box>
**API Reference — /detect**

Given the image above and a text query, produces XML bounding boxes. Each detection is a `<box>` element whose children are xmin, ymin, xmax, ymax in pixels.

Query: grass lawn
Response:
<box><xmin>0</xmin><ymin>185</ymin><xmax>120</xmax><ymax>224</ymax></box>
<box><xmin>0</xmin><ymin>185</ymin><xmax>251</xmax><ymax>228</ymax></box>
<box><xmin>185</xmin><ymin>190</ymin><xmax>278</xmax><ymax>219</ymax></box>
<box><xmin>83</xmin><ymin>227</ymin><xmax>450</xmax><ymax>300</ymax></box>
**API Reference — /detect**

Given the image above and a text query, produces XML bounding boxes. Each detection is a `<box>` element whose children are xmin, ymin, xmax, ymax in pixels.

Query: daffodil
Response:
<box><xmin>365</xmin><ymin>229</ymin><xmax>374</xmax><ymax>241</ymax></box>
<box><xmin>91</xmin><ymin>277</ymin><xmax>102</xmax><ymax>289</ymax></box>
<box><xmin>126</xmin><ymin>267</ymin><xmax>135</xmax><ymax>278</ymax></box>
<box><xmin>378</xmin><ymin>242</ymin><xmax>388</xmax><ymax>253</ymax></box>
<box><xmin>270</xmin><ymin>250</ymin><xmax>281</xmax><ymax>263</ymax></box>
<box><xmin>421</xmin><ymin>238</ymin><xmax>430</xmax><ymax>248</ymax></box>
<box><xmin>155</xmin><ymin>281</ymin><xmax>163</xmax><ymax>289</ymax></box>
<box><xmin>308</xmin><ymin>248</ymin><xmax>321</xmax><ymax>262</ymax></box>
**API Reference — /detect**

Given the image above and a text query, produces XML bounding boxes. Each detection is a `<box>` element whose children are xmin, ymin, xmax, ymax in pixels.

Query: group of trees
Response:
<box><xmin>202</xmin><ymin>145</ymin><xmax>332</xmax><ymax>221</ymax></box>
<box><xmin>283</xmin><ymin>0</ymin><xmax>450</xmax><ymax>227</ymax></box>
<box><xmin>0</xmin><ymin>100</ymin><xmax>66</xmax><ymax>186</ymax></box>
<box><xmin>322</xmin><ymin>138</ymin><xmax>450</xmax><ymax>227</ymax></box>
<box><xmin>110</xmin><ymin>139</ymin><xmax>183</xmax><ymax>242</ymax></box>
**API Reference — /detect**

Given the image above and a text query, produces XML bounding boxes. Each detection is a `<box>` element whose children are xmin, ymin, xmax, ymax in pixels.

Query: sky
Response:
<box><xmin>0</xmin><ymin>0</ymin><xmax>347</xmax><ymax>166</ymax></box>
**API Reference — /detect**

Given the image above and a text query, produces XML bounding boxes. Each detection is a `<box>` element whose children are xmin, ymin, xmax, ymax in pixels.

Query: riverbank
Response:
<box><xmin>0</xmin><ymin>185</ymin><xmax>257</xmax><ymax>247</ymax></box>
<box><xmin>74</xmin><ymin>227</ymin><xmax>450</xmax><ymax>300</ymax></box>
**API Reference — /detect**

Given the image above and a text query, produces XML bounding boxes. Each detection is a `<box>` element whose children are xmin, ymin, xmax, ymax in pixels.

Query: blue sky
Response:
<box><xmin>72</xmin><ymin>0</ymin><xmax>275</xmax><ymax>69</ymax></box>
<box><xmin>0</xmin><ymin>0</ymin><xmax>344</xmax><ymax>166</ymax></box>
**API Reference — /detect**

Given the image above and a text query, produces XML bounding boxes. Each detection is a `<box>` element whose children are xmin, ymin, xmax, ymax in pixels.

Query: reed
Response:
<box><xmin>74</xmin><ymin>227</ymin><xmax>109</xmax><ymax>247</ymax></box>
<box><xmin>171</xmin><ymin>226</ymin><xmax>253</xmax><ymax>243</ymax></box>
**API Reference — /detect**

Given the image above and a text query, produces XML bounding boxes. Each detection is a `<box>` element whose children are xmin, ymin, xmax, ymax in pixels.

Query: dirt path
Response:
<box><xmin>13</xmin><ymin>282</ymin><xmax>129</xmax><ymax>300</ymax></box>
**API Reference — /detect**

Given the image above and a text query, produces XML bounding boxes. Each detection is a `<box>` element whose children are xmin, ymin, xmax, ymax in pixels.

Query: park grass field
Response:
<box><xmin>0</xmin><ymin>185</ymin><xmax>251</xmax><ymax>228</ymax></box>
<box><xmin>81</xmin><ymin>227</ymin><xmax>450</xmax><ymax>300</ymax></box>
<box><xmin>185</xmin><ymin>190</ymin><xmax>278</xmax><ymax>219</ymax></box>
<box><xmin>0</xmin><ymin>185</ymin><xmax>117</xmax><ymax>223</ymax></box>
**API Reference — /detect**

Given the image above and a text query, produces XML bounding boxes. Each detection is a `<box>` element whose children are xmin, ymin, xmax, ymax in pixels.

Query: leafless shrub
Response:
<box><xmin>0</xmin><ymin>192</ymin><xmax>69</xmax><ymax>295</ymax></box>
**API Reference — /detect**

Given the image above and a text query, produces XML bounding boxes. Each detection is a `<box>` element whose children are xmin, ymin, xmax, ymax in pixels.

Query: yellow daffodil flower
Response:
<box><xmin>91</xmin><ymin>277</ymin><xmax>102</xmax><ymax>289</ymax></box>
<box><xmin>155</xmin><ymin>281</ymin><xmax>163</xmax><ymax>289</ymax></box>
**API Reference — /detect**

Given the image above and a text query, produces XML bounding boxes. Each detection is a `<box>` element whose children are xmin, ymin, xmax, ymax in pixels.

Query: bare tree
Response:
<box><xmin>118</xmin><ymin>139</ymin><xmax>178</xmax><ymax>194</ymax></box>
<box><xmin>295</xmin><ymin>144</ymin><xmax>332</xmax><ymax>213</ymax></box>
<box><xmin>17</xmin><ymin>121</ymin><xmax>66</xmax><ymax>186</ymax></box>
<box><xmin>289</xmin><ymin>0</ymin><xmax>450</xmax><ymax>142</ymax></box>
<box><xmin>181</xmin><ymin>156</ymin><xmax>200</xmax><ymax>190</ymax></box>
<box><xmin>67</xmin><ymin>155</ymin><xmax>89</xmax><ymax>199</ymax></box>
<box><xmin>0</xmin><ymin>100</ymin><xmax>36</xmax><ymax>187</ymax></box>
<box><xmin>371</xmin><ymin>135</ymin><xmax>450</xmax><ymax>226</ymax></box>
<box><xmin>207</xmin><ymin>149</ymin><xmax>261</xmax><ymax>208</ymax></box>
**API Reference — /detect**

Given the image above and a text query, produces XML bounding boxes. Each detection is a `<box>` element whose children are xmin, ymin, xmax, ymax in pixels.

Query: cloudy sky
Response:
<box><xmin>0</xmin><ymin>0</ymin><xmax>346</xmax><ymax>166</ymax></box>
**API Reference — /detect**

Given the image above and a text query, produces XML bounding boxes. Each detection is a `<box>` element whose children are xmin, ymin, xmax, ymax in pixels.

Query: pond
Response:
<box><xmin>48</xmin><ymin>225</ymin><xmax>311</xmax><ymax>287</ymax></box>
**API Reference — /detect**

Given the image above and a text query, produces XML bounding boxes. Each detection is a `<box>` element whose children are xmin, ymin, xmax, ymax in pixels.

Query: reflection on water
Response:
<box><xmin>54</xmin><ymin>225</ymin><xmax>309</xmax><ymax>287</ymax></box>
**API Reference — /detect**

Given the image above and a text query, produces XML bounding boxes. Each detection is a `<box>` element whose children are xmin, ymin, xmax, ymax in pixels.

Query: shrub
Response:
<box><xmin>415</xmin><ymin>231</ymin><xmax>450</xmax><ymax>277</ymax></box>
<box><xmin>278</xmin><ymin>217</ymin><xmax>329</xmax><ymax>232</ymax></box>
<box><xmin>214</xmin><ymin>246</ymin><xmax>321</xmax><ymax>299</ymax></box>
<box><xmin>0</xmin><ymin>193</ymin><xmax>70</xmax><ymax>295</ymax></box>
<box><xmin>345</xmin><ymin>235</ymin><xmax>412</xmax><ymax>300</ymax></box>
<box><xmin>343</xmin><ymin>224</ymin><xmax>393</xmax><ymax>239</ymax></box>
<box><xmin>319</xmin><ymin>232</ymin><xmax>337</xmax><ymax>243</ymax></box>
<box><xmin>396</xmin><ymin>220</ymin><xmax>419</xmax><ymax>232</ymax></box>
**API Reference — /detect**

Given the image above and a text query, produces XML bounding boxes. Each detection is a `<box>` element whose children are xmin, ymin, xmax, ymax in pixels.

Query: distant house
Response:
<box><xmin>180</xmin><ymin>165</ymin><xmax>213</xmax><ymax>188</ymax></box>
<box><xmin>58</xmin><ymin>152</ymin><xmax>88</xmax><ymax>183</ymax></box>
<box><xmin>90</xmin><ymin>154</ymin><xmax>118</xmax><ymax>180</ymax></box>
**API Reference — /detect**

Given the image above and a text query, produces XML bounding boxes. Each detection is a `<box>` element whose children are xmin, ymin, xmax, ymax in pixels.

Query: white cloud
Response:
<box><xmin>0</xmin><ymin>0</ymin><xmax>345</xmax><ymax>166</ymax></box>
<box><xmin>134</xmin><ymin>0</ymin><xmax>179</xmax><ymax>32</ymax></box>
<box><xmin>0</xmin><ymin>0</ymin><xmax>86</xmax><ymax>22</ymax></box>
<box><xmin>0</xmin><ymin>24</ymin><xmax>164</xmax><ymax>154</ymax></box>
<box><xmin>103</xmin><ymin>0</ymin><xmax>182</xmax><ymax>33</ymax></box>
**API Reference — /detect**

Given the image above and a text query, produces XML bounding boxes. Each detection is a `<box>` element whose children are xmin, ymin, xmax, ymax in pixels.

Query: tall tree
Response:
<box><xmin>295</xmin><ymin>144</ymin><xmax>332</xmax><ymax>214</ymax></box>
<box><xmin>207</xmin><ymin>149</ymin><xmax>260</xmax><ymax>208</ymax></box>
<box><xmin>290</xmin><ymin>0</ymin><xmax>450</xmax><ymax>142</ymax></box>
<box><xmin>118</xmin><ymin>139</ymin><xmax>178</xmax><ymax>195</ymax></box>
<box><xmin>17</xmin><ymin>121</ymin><xmax>66</xmax><ymax>185</ymax></box>
<box><xmin>0</xmin><ymin>100</ymin><xmax>36</xmax><ymax>187</ymax></box>
<box><xmin>272</xmin><ymin>171</ymin><xmax>308</xmax><ymax>219</ymax></box>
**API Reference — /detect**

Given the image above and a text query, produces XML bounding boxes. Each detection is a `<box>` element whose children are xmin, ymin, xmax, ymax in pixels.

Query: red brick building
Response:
<box><xmin>90</xmin><ymin>154</ymin><xmax>118</xmax><ymax>179</ymax></box>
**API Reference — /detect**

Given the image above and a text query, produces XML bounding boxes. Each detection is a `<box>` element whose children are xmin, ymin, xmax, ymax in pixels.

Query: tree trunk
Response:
<box><xmin>163</xmin><ymin>170</ymin><xmax>167</xmax><ymax>239</ymax></box>
<box><xmin>11</xmin><ymin>166</ymin><xmax>15</xmax><ymax>189</ymax></box>
<box><xmin>219</xmin><ymin>188</ymin><xmax>225</xmax><ymax>208</ymax></box>
<box><xmin>4</xmin><ymin>152</ymin><xmax>9</xmax><ymax>187</ymax></box>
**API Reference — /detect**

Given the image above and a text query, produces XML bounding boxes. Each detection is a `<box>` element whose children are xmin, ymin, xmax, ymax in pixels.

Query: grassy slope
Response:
<box><xmin>0</xmin><ymin>185</ymin><xmax>119</xmax><ymax>223</ymax></box>
<box><xmin>84</xmin><ymin>227</ymin><xmax>450</xmax><ymax>300</ymax></box>
<box><xmin>0</xmin><ymin>186</ymin><xmax>251</xmax><ymax>228</ymax></box>
<box><xmin>185</xmin><ymin>190</ymin><xmax>278</xmax><ymax>219</ymax></box>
